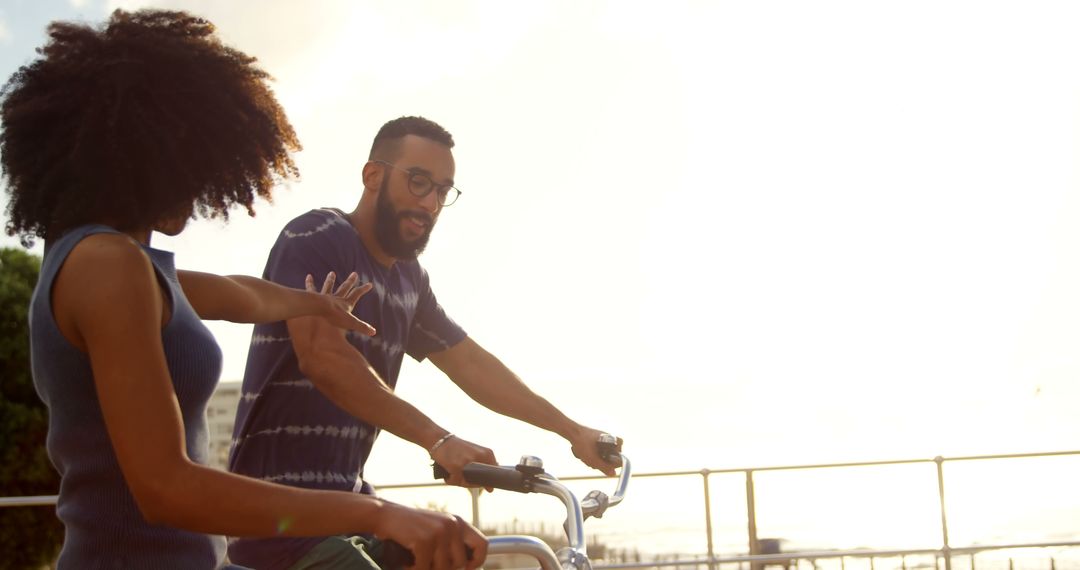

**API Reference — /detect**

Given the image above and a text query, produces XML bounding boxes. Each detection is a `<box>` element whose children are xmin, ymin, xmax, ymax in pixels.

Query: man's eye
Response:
<box><xmin>409</xmin><ymin>174</ymin><xmax>431</xmax><ymax>188</ymax></box>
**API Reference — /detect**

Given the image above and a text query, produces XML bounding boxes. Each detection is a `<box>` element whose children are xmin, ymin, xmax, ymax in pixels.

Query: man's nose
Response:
<box><xmin>418</xmin><ymin>188</ymin><xmax>441</xmax><ymax>213</ymax></box>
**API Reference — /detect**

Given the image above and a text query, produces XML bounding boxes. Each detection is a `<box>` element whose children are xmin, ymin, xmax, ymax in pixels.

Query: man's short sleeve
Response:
<box><xmin>263</xmin><ymin>212</ymin><xmax>354</xmax><ymax>290</ymax></box>
<box><xmin>405</xmin><ymin>266</ymin><xmax>466</xmax><ymax>361</ymax></box>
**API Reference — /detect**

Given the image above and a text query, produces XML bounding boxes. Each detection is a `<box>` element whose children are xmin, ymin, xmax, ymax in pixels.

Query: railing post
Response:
<box><xmin>935</xmin><ymin>456</ymin><xmax>952</xmax><ymax>570</ymax></box>
<box><xmin>703</xmin><ymin>469</ymin><xmax>716</xmax><ymax>570</ymax></box>
<box><xmin>747</xmin><ymin>470</ymin><xmax>760</xmax><ymax>570</ymax></box>
<box><xmin>469</xmin><ymin>486</ymin><xmax>481</xmax><ymax>528</ymax></box>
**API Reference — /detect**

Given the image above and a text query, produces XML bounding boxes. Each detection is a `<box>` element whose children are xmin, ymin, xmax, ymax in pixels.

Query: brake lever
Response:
<box><xmin>433</xmin><ymin>462</ymin><xmax>450</xmax><ymax>480</ymax></box>
<box><xmin>581</xmin><ymin>489</ymin><xmax>610</xmax><ymax>520</ymax></box>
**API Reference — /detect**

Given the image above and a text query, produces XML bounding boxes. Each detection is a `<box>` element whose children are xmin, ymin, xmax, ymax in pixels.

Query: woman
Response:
<box><xmin>1</xmin><ymin>9</ymin><xmax>486</xmax><ymax>570</ymax></box>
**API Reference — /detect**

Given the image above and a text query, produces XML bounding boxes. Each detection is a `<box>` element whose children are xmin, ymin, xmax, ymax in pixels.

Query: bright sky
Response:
<box><xmin>3</xmin><ymin>0</ymin><xmax>1080</xmax><ymax>555</ymax></box>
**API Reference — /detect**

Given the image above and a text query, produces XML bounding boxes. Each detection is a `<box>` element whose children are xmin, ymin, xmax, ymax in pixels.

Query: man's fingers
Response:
<box><xmin>304</xmin><ymin>274</ymin><xmax>316</xmax><ymax>292</ymax></box>
<box><xmin>447</xmin><ymin>471</ymin><xmax>467</xmax><ymax>488</ymax></box>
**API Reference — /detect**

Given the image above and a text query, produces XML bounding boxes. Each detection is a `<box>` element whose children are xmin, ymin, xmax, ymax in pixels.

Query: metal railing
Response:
<box><xmin>375</xmin><ymin>449</ymin><xmax>1080</xmax><ymax>569</ymax></box>
<box><xmin>4</xmin><ymin>450</ymin><xmax>1080</xmax><ymax>569</ymax></box>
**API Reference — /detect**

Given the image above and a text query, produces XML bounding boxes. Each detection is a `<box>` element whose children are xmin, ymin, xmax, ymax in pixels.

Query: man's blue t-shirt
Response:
<box><xmin>227</xmin><ymin>208</ymin><xmax>466</xmax><ymax>570</ymax></box>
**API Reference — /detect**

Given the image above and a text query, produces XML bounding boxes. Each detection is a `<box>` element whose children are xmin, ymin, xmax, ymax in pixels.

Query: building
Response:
<box><xmin>205</xmin><ymin>381</ymin><xmax>242</xmax><ymax>470</ymax></box>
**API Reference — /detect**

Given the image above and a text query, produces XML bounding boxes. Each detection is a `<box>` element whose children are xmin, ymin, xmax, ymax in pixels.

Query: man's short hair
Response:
<box><xmin>369</xmin><ymin>116</ymin><xmax>454</xmax><ymax>161</ymax></box>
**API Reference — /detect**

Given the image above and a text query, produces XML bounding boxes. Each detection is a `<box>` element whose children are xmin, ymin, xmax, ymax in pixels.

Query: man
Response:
<box><xmin>228</xmin><ymin>116</ymin><xmax>621</xmax><ymax>570</ymax></box>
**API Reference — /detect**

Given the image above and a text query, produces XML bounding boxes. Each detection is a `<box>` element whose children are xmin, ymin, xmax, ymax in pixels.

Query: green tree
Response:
<box><xmin>0</xmin><ymin>247</ymin><xmax>62</xmax><ymax>569</ymax></box>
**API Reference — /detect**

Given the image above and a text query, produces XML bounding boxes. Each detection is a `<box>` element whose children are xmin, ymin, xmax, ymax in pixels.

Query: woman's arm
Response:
<box><xmin>51</xmin><ymin>235</ymin><xmax>485</xmax><ymax>567</ymax></box>
<box><xmin>178</xmin><ymin>269</ymin><xmax>375</xmax><ymax>334</ymax></box>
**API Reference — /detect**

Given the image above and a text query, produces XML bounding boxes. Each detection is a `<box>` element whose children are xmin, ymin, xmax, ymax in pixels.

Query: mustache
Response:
<box><xmin>398</xmin><ymin>209</ymin><xmax>434</xmax><ymax>225</ymax></box>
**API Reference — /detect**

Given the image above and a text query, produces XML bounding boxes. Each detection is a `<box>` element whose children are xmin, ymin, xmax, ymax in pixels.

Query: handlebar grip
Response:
<box><xmin>463</xmin><ymin>463</ymin><xmax>530</xmax><ymax>493</ymax></box>
<box><xmin>377</xmin><ymin>539</ymin><xmax>415</xmax><ymax>570</ymax></box>
<box><xmin>597</xmin><ymin>436</ymin><xmax>621</xmax><ymax>464</ymax></box>
<box><xmin>435</xmin><ymin>462</ymin><xmax>532</xmax><ymax>493</ymax></box>
<box><xmin>379</xmin><ymin>539</ymin><xmax>474</xmax><ymax>570</ymax></box>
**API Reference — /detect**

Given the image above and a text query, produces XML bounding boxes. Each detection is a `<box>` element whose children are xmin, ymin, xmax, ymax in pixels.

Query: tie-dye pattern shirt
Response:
<box><xmin>227</xmin><ymin>208</ymin><xmax>466</xmax><ymax>570</ymax></box>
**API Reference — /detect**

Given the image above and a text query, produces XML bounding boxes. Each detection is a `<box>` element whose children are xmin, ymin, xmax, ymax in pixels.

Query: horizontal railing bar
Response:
<box><xmin>719</xmin><ymin>449</ymin><xmax>1080</xmax><ymax>474</ymax></box>
<box><xmin>593</xmin><ymin>541</ymin><xmax>1080</xmax><ymax>569</ymax></box>
<box><xmin>594</xmin><ymin>551</ymin><xmax>946</xmax><ymax>570</ymax></box>
<box><xmin>731</xmin><ymin>548</ymin><xmax>943</xmax><ymax>561</ymax></box>
<box><xmin>937</xmin><ymin>450</ymin><xmax>1080</xmax><ymax>463</ymax></box>
<box><xmin>8</xmin><ymin>446</ymin><xmax>1080</xmax><ymax>496</ymax></box>
<box><xmin>551</xmin><ymin>465</ymin><xmax>944</xmax><ymax>481</ymax></box>
<box><xmin>377</xmin><ymin>449</ymin><xmax>1080</xmax><ymax>490</ymax></box>
<box><xmin>949</xmin><ymin>540</ymin><xmax>1080</xmax><ymax>554</ymax></box>
<box><xmin>0</xmin><ymin>495</ymin><xmax>57</xmax><ymax>507</ymax></box>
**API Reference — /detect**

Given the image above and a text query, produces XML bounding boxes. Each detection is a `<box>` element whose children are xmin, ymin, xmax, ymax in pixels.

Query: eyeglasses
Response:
<box><xmin>373</xmin><ymin>160</ymin><xmax>462</xmax><ymax>207</ymax></box>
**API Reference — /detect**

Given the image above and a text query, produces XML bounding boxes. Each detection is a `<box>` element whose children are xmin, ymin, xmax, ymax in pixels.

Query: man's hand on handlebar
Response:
<box><xmin>374</xmin><ymin>502</ymin><xmax>488</xmax><ymax>570</ymax></box>
<box><xmin>430</xmin><ymin>435</ymin><xmax>498</xmax><ymax>488</ymax></box>
<box><xmin>570</xmin><ymin>427</ymin><xmax>623</xmax><ymax>477</ymax></box>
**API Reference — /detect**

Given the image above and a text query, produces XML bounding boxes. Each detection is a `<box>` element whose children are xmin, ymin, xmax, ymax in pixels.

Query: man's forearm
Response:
<box><xmin>432</xmin><ymin>337</ymin><xmax>619</xmax><ymax>475</ymax></box>
<box><xmin>299</xmin><ymin>338</ymin><xmax>449</xmax><ymax>450</ymax></box>
<box><xmin>445</xmin><ymin>348</ymin><xmax>582</xmax><ymax>440</ymax></box>
<box><xmin>473</xmin><ymin>377</ymin><xmax>583</xmax><ymax>440</ymax></box>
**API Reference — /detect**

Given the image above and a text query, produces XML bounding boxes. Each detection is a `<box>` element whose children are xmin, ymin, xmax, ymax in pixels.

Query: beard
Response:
<box><xmin>372</xmin><ymin>177</ymin><xmax>436</xmax><ymax>260</ymax></box>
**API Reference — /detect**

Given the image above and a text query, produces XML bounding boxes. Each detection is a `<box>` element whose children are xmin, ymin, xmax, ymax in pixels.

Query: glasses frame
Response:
<box><xmin>372</xmin><ymin>160</ymin><xmax>462</xmax><ymax>207</ymax></box>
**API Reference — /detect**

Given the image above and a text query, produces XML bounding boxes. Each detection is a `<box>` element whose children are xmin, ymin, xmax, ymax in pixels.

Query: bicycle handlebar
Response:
<box><xmin>425</xmin><ymin>436</ymin><xmax>630</xmax><ymax>568</ymax></box>
<box><xmin>462</xmin><ymin>463</ymin><xmax>531</xmax><ymax>492</ymax></box>
<box><xmin>433</xmin><ymin>434</ymin><xmax>625</xmax><ymax>490</ymax></box>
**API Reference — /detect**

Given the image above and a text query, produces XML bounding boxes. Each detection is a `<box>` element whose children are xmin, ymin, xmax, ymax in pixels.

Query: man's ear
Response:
<box><xmin>362</xmin><ymin>161</ymin><xmax>384</xmax><ymax>191</ymax></box>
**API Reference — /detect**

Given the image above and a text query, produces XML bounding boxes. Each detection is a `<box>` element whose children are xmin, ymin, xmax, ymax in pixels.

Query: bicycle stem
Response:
<box><xmin>533</xmin><ymin>477</ymin><xmax>587</xmax><ymax>552</ymax></box>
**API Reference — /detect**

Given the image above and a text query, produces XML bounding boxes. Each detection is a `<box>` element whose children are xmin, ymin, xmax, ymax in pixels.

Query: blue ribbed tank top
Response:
<box><xmin>30</xmin><ymin>225</ymin><xmax>226</xmax><ymax>569</ymax></box>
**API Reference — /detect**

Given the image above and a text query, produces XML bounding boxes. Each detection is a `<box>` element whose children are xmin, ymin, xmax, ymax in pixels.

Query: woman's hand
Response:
<box><xmin>304</xmin><ymin>271</ymin><xmax>376</xmax><ymax>336</ymax></box>
<box><xmin>374</xmin><ymin>502</ymin><xmax>488</xmax><ymax>570</ymax></box>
